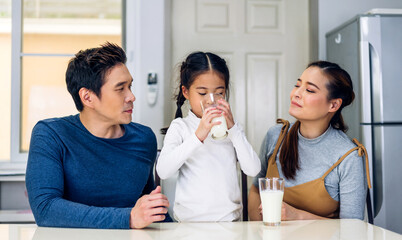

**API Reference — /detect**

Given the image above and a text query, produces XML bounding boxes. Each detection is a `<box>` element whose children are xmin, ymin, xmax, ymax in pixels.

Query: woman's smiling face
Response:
<box><xmin>289</xmin><ymin>66</ymin><xmax>334</xmax><ymax>121</ymax></box>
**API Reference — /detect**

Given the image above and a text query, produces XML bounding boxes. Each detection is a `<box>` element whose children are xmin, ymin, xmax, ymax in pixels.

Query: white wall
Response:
<box><xmin>311</xmin><ymin>0</ymin><xmax>402</xmax><ymax>60</ymax></box>
<box><xmin>130</xmin><ymin>0</ymin><xmax>402</xmax><ymax>146</ymax></box>
<box><xmin>126</xmin><ymin>0</ymin><xmax>172</xmax><ymax>149</ymax></box>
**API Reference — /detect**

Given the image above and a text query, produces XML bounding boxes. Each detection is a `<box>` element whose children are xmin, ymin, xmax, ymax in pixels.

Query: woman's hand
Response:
<box><xmin>281</xmin><ymin>202</ymin><xmax>301</xmax><ymax>221</ymax></box>
<box><xmin>216</xmin><ymin>99</ymin><xmax>234</xmax><ymax>129</ymax></box>
<box><xmin>195</xmin><ymin>107</ymin><xmax>222</xmax><ymax>142</ymax></box>
<box><xmin>248</xmin><ymin>185</ymin><xmax>263</xmax><ymax>221</ymax></box>
<box><xmin>281</xmin><ymin>202</ymin><xmax>327</xmax><ymax>220</ymax></box>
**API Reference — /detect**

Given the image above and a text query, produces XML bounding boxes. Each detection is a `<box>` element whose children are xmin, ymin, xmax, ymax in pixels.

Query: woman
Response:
<box><xmin>248</xmin><ymin>61</ymin><xmax>371</xmax><ymax>220</ymax></box>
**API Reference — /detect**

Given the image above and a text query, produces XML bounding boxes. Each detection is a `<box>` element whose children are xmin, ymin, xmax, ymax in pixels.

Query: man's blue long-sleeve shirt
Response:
<box><xmin>26</xmin><ymin>114</ymin><xmax>169</xmax><ymax>229</ymax></box>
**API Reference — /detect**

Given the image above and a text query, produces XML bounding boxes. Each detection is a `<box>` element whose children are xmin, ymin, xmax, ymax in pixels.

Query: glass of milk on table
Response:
<box><xmin>200</xmin><ymin>93</ymin><xmax>228</xmax><ymax>140</ymax></box>
<box><xmin>259</xmin><ymin>177</ymin><xmax>285</xmax><ymax>226</ymax></box>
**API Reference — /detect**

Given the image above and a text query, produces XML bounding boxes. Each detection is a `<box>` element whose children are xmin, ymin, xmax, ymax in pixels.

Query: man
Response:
<box><xmin>26</xmin><ymin>42</ymin><xmax>171</xmax><ymax>229</ymax></box>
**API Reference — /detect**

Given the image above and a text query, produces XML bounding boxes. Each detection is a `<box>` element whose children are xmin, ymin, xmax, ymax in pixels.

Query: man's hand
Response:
<box><xmin>130</xmin><ymin>186</ymin><xmax>169</xmax><ymax>229</ymax></box>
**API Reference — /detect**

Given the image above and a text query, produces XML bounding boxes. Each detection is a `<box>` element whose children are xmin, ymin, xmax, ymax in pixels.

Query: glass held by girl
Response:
<box><xmin>156</xmin><ymin>51</ymin><xmax>261</xmax><ymax>222</ymax></box>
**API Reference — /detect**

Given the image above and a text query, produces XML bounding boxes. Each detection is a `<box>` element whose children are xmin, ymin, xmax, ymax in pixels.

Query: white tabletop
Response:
<box><xmin>1</xmin><ymin>219</ymin><xmax>401</xmax><ymax>240</ymax></box>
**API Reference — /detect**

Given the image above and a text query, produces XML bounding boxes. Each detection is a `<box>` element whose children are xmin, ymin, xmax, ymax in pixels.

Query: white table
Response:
<box><xmin>1</xmin><ymin>219</ymin><xmax>401</xmax><ymax>240</ymax></box>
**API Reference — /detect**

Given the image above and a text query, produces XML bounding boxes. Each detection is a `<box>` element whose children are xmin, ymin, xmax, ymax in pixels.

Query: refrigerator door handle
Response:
<box><xmin>359</xmin><ymin>41</ymin><xmax>372</xmax><ymax>124</ymax></box>
<box><xmin>373</xmin><ymin>126</ymin><xmax>384</xmax><ymax>218</ymax></box>
<box><xmin>369</xmin><ymin>43</ymin><xmax>384</xmax><ymax>123</ymax></box>
<box><xmin>368</xmin><ymin>41</ymin><xmax>385</xmax><ymax>219</ymax></box>
<box><xmin>360</xmin><ymin>40</ymin><xmax>385</xmax><ymax>219</ymax></box>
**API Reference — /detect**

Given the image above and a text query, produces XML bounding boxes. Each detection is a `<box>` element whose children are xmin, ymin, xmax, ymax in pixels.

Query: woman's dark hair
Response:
<box><xmin>279</xmin><ymin>61</ymin><xmax>354</xmax><ymax>179</ymax></box>
<box><xmin>66</xmin><ymin>42</ymin><xmax>127</xmax><ymax>111</ymax></box>
<box><xmin>161</xmin><ymin>51</ymin><xmax>230</xmax><ymax>134</ymax></box>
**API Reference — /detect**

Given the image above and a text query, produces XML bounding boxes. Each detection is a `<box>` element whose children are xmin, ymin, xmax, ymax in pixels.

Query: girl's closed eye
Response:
<box><xmin>306</xmin><ymin>89</ymin><xmax>315</xmax><ymax>93</ymax></box>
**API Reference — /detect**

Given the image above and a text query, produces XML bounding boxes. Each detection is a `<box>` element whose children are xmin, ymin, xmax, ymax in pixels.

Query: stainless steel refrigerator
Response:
<box><xmin>326</xmin><ymin>11</ymin><xmax>402</xmax><ymax>234</ymax></box>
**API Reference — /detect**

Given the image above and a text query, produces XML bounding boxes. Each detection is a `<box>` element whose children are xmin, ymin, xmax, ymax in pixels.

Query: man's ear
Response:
<box><xmin>182</xmin><ymin>85</ymin><xmax>190</xmax><ymax>100</ymax></box>
<box><xmin>329</xmin><ymin>98</ymin><xmax>342</xmax><ymax>113</ymax></box>
<box><xmin>79</xmin><ymin>88</ymin><xmax>95</xmax><ymax>109</ymax></box>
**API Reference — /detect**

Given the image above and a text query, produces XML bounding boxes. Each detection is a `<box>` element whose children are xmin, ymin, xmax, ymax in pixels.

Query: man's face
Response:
<box><xmin>92</xmin><ymin>63</ymin><xmax>135</xmax><ymax>125</ymax></box>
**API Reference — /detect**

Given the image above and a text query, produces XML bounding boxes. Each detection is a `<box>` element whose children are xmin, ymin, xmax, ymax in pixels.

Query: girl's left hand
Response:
<box><xmin>216</xmin><ymin>99</ymin><xmax>234</xmax><ymax>129</ymax></box>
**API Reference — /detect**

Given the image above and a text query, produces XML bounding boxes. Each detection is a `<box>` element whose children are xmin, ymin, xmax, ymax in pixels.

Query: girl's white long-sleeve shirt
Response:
<box><xmin>156</xmin><ymin>111</ymin><xmax>261</xmax><ymax>222</ymax></box>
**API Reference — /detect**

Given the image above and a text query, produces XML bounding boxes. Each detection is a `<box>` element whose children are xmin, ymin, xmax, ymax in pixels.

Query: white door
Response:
<box><xmin>171</xmin><ymin>0</ymin><xmax>309</xmax><ymax>155</ymax></box>
<box><xmin>167</xmin><ymin>1</ymin><xmax>309</xmax><ymax>215</ymax></box>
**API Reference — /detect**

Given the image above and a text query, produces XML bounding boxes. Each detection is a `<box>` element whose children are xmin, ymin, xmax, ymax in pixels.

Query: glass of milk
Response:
<box><xmin>200</xmin><ymin>93</ymin><xmax>228</xmax><ymax>140</ymax></box>
<box><xmin>258</xmin><ymin>177</ymin><xmax>285</xmax><ymax>226</ymax></box>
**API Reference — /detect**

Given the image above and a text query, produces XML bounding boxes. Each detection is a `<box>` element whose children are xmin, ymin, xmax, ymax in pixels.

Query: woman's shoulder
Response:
<box><xmin>265</xmin><ymin>121</ymin><xmax>294</xmax><ymax>139</ymax></box>
<box><xmin>323</xmin><ymin>128</ymin><xmax>365</xmax><ymax>168</ymax></box>
<box><xmin>265</xmin><ymin>124</ymin><xmax>282</xmax><ymax>139</ymax></box>
<box><xmin>261</xmin><ymin>122</ymin><xmax>294</xmax><ymax>150</ymax></box>
<box><xmin>329</xmin><ymin>128</ymin><xmax>358</xmax><ymax>152</ymax></box>
<box><xmin>329</xmin><ymin>130</ymin><xmax>366</xmax><ymax>178</ymax></box>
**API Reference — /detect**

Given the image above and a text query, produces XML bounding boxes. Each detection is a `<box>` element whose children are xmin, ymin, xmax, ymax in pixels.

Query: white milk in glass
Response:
<box><xmin>211</xmin><ymin>115</ymin><xmax>228</xmax><ymax>140</ymax></box>
<box><xmin>260</xmin><ymin>190</ymin><xmax>284</xmax><ymax>225</ymax></box>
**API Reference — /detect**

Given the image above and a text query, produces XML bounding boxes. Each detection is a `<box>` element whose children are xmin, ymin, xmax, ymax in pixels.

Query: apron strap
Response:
<box><xmin>266</xmin><ymin>119</ymin><xmax>290</xmax><ymax>169</ymax></box>
<box><xmin>352</xmin><ymin>138</ymin><xmax>372</xmax><ymax>189</ymax></box>
<box><xmin>321</xmin><ymin>138</ymin><xmax>372</xmax><ymax>189</ymax></box>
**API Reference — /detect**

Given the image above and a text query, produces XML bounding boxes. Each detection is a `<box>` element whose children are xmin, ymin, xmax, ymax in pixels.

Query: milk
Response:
<box><xmin>211</xmin><ymin>115</ymin><xmax>228</xmax><ymax>140</ymax></box>
<box><xmin>260</xmin><ymin>190</ymin><xmax>284</xmax><ymax>226</ymax></box>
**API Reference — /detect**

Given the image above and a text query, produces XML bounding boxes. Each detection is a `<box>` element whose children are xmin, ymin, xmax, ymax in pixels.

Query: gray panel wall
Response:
<box><xmin>0</xmin><ymin>182</ymin><xmax>30</xmax><ymax>210</ymax></box>
<box><xmin>310</xmin><ymin>0</ymin><xmax>402</xmax><ymax>61</ymax></box>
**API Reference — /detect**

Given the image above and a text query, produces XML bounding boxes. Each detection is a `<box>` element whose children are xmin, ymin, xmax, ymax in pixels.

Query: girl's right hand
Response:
<box><xmin>195</xmin><ymin>107</ymin><xmax>222</xmax><ymax>142</ymax></box>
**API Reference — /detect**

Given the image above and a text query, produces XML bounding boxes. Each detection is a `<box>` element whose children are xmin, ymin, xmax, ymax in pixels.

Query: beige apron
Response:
<box><xmin>265</xmin><ymin>119</ymin><xmax>372</xmax><ymax>218</ymax></box>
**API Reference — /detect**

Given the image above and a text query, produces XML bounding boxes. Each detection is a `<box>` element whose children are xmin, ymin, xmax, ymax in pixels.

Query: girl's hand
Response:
<box><xmin>195</xmin><ymin>107</ymin><xmax>222</xmax><ymax>142</ymax></box>
<box><xmin>216</xmin><ymin>99</ymin><xmax>234</xmax><ymax>129</ymax></box>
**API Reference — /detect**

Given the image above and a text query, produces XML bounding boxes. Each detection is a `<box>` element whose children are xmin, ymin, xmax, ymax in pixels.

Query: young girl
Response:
<box><xmin>156</xmin><ymin>52</ymin><xmax>261</xmax><ymax>222</ymax></box>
